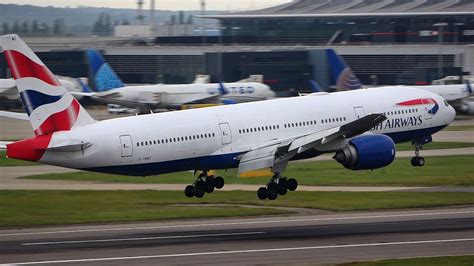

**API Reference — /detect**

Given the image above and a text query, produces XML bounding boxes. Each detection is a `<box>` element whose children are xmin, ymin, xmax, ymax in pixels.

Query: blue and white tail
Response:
<box><xmin>87</xmin><ymin>49</ymin><xmax>124</xmax><ymax>92</ymax></box>
<box><xmin>326</xmin><ymin>49</ymin><xmax>362</xmax><ymax>91</ymax></box>
<box><xmin>0</xmin><ymin>34</ymin><xmax>95</xmax><ymax>136</ymax></box>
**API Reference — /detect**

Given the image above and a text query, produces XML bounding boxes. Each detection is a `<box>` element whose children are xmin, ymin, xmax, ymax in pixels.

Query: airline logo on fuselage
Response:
<box><xmin>372</xmin><ymin>98</ymin><xmax>438</xmax><ymax>131</ymax></box>
<box><xmin>207</xmin><ymin>86</ymin><xmax>256</xmax><ymax>95</ymax></box>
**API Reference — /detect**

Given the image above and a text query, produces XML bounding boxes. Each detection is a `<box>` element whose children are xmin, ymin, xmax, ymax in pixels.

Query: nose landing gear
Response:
<box><xmin>411</xmin><ymin>142</ymin><xmax>425</xmax><ymax>167</ymax></box>
<box><xmin>184</xmin><ymin>171</ymin><xmax>225</xmax><ymax>198</ymax></box>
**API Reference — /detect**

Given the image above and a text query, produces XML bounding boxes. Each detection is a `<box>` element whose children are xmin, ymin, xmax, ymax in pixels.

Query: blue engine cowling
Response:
<box><xmin>334</xmin><ymin>134</ymin><xmax>396</xmax><ymax>170</ymax></box>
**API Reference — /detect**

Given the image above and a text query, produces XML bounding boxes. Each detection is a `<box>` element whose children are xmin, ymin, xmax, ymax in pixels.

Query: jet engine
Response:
<box><xmin>334</xmin><ymin>134</ymin><xmax>396</xmax><ymax>170</ymax></box>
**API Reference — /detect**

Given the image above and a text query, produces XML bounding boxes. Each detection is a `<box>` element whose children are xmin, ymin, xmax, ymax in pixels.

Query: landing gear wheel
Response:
<box><xmin>205</xmin><ymin>177</ymin><xmax>215</xmax><ymax>193</ymax></box>
<box><xmin>195</xmin><ymin>180</ymin><xmax>206</xmax><ymax>191</ymax></box>
<box><xmin>411</xmin><ymin>157</ymin><xmax>417</xmax><ymax>167</ymax></box>
<box><xmin>214</xmin><ymin>176</ymin><xmax>225</xmax><ymax>189</ymax></box>
<box><xmin>277</xmin><ymin>181</ymin><xmax>288</xmax><ymax>195</ymax></box>
<box><xmin>257</xmin><ymin>187</ymin><xmax>268</xmax><ymax>200</ymax></box>
<box><xmin>287</xmin><ymin>178</ymin><xmax>298</xmax><ymax>191</ymax></box>
<box><xmin>417</xmin><ymin>156</ymin><xmax>425</xmax><ymax>167</ymax></box>
<box><xmin>194</xmin><ymin>187</ymin><xmax>205</xmax><ymax>198</ymax></box>
<box><xmin>184</xmin><ymin>185</ymin><xmax>194</xmax><ymax>198</ymax></box>
<box><xmin>267</xmin><ymin>182</ymin><xmax>278</xmax><ymax>194</ymax></box>
<box><xmin>267</xmin><ymin>190</ymin><xmax>278</xmax><ymax>200</ymax></box>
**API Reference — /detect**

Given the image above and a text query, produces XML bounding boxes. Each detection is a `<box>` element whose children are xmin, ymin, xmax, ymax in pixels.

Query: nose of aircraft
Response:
<box><xmin>447</xmin><ymin>104</ymin><xmax>456</xmax><ymax>123</ymax></box>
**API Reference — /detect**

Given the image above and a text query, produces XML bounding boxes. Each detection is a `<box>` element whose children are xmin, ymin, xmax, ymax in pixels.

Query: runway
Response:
<box><xmin>1</xmin><ymin>207</ymin><xmax>473</xmax><ymax>265</ymax></box>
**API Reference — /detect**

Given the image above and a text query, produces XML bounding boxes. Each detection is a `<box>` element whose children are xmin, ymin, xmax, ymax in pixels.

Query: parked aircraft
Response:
<box><xmin>0</xmin><ymin>76</ymin><xmax>88</xmax><ymax>109</ymax></box>
<box><xmin>75</xmin><ymin>50</ymin><xmax>275</xmax><ymax>113</ymax></box>
<box><xmin>0</xmin><ymin>35</ymin><xmax>456</xmax><ymax>200</ymax></box>
<box><xmin>325</xmin><ymin>49</ymin><xmax>473</xmax><ymax>114</ymax></box>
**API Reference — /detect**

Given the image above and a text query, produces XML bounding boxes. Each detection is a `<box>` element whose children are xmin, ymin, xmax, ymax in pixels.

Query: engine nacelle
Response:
<box><xmin>334</xmin><ymin>134</ymin><xmax>396</xmax><ymax>170</ymax></box>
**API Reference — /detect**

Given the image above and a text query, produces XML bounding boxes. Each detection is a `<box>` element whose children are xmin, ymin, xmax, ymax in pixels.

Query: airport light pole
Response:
<box><xmin>433</xmin><ymin>22</ymin><xmax>448</xmax><ymax>79</ymax></box>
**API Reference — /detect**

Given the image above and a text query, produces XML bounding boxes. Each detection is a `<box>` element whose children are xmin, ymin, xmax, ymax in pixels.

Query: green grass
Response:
<box><xmin>0</xmin><ymin>150</ymin><xmax>38</xmax><ymax>167</ymax></box>
<box><xmin>342</xmin><ymin>255</ymin><xmax>474</xmax><ymax>266</ymax></box>
<box><xmin>1</xmin><ymin>190</ymin><xmax>473</xmax><ymax>227</ymax></box>
<box><xmin>445</xmin><ymin>125</ymin><xmax>474</xmax><ymax>131</ymax></box>
<box><xmin>396</xmin><ymin>141</ymin><xmax>474</xmax><ymax>151</ymax></box>
<box><xmin>23</xmin><ymin>155</ymin><xmax>474</xmax><ymax>186</ymax></box>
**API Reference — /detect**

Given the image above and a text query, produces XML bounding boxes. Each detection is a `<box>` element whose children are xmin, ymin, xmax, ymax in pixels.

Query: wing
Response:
<box><xmin>0</xmin><ymin>111</ymin><xmax>29</xmax><ymax>120</ymax></box>
<box><xmin>238</xmin><ymin>114</ymin><xmax>386</xmax><ymax>174</ymax></box>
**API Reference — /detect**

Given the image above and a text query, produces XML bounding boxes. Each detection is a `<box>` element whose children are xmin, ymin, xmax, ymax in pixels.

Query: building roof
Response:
<box><xmin>202</xmin><ymin>0</ymin><xmax>474</xmax><ymax>18</ymax></box>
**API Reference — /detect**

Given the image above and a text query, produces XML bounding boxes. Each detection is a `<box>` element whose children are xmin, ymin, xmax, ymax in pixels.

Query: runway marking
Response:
<box><xmin>1</xmin><ymin>209</ymin><xmax>472</xmax><ymax>237</ymax></box>
<box><xmin>21</xmin><ymin>231</ymin><xmax>266</xmax><ymax>246</ymax></box>
<box><xmin>7</xmin><ymin>238</ymin><xmax>474</xmax><ymax>265</ymax></box>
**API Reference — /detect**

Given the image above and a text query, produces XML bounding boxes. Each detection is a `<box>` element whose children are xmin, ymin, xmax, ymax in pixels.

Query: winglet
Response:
<box><xmin>466</xmin><ymin>82</ymin><xmax>473</xmax><ymax>94</ymax></box>
<box><xmin>77</xmin><ymin>78</ymin><xmax>93</xmax><ymax>93</ymax></box>
<box><xmin>218</xmin><ymin>82</ymin><xmax>228</xmax><ymax>95</ymax></box>
<box><xmin>309</xmin><ymin>80</ymin><xmax>323</xmax><ymax>92</ymax></box>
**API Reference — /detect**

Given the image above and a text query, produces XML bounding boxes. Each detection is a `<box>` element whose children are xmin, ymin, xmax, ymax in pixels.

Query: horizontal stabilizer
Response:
<box><xmin>46</xmin><ymin>139</ymin><xmax>92</xmax><ymax>152</ymax></box>
<box><xmin>0</xmin><ymin>141</ymin><xmax>13</xmax><ymax>150</ymax></box>
<box><xmin>0</xmin><ymin>111</ymin><xmax>29</xmax><ymax>120</ymax></box>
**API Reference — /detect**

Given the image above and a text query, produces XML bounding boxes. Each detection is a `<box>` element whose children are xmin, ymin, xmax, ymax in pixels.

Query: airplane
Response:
<box><xmin>0</xmin><ymin>76</ymin><xmax>88</xmax><ymax>109</ymax></box>
<box><xmin>324</xmin><ymin>49</ymin><xmax>473</xmax><ymax>114</ymax></box>
<box><xmin>74</xmin><ymin>50</ymin><xmax>275</xmax><ymax>113</ymax></box>
<box><xmin>0</xmin><ymin>35</ymin><xmax>456</xmax><ymax>201</ymax></box>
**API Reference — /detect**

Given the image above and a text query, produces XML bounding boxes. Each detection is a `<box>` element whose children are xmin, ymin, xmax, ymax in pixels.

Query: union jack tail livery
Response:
<box><xmin>1</xmin><ymin>34</ymin><xmax>95</xmax><ymax>136</ymax></box>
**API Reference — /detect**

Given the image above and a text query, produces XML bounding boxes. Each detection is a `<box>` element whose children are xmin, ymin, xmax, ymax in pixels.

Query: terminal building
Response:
<box><xmin>0</xmin><ymin>0</ymin><xmax>473</xmax><ymax>92</ymax></box>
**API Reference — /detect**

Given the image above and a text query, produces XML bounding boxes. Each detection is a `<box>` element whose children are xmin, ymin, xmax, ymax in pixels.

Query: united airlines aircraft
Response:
<box><xmin>74</xmin><ymin>50</ymin><xmax>275</xmax><ymax>113</ymax></box>
<box><xmin>0</xmin><ymin>35</ymin><xmax>456</xmax><ymax>200</ymax></box>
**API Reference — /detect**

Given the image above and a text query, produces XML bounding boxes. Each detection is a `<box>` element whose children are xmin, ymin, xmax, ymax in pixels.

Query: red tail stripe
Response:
<box><xmin>34</xmin><ymin>99</ymin><xmax>80</xmax><ymax>136</ymax></box>
<box><xmin>4</xmin><ymin>50</ymin><xmax>61</xmax><ymax>86</ymax></box>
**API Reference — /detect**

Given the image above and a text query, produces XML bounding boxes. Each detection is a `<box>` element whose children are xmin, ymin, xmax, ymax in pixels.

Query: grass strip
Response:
<box><xmin>0</xmin><ymin>190</ymin><xmax>473</xmax><ymax>227</ymax></box>
<box><xmin>342</xmin><ymin>255</ymin><xmax>474</xmax><ymax>266</ymax></box>
<box><xmin>23</xmin><ymin>155</ymin><xmax>474</xmax><ymax>186</ymax></box>
<box><xmin>445</xmin><ymin>125</ymin><xmax>474</xmax><ymax>131</ymax></box>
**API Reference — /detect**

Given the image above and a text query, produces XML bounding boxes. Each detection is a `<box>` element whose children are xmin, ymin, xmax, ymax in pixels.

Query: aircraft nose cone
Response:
<box><xmin>447</xmin><ymin>105</ymin><xmax>456</xmax><ymax>124</ymax></box>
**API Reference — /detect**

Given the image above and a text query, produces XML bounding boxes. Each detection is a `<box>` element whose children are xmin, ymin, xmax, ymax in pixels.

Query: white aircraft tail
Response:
<box><xmin>0</xmin><ymin>34</ymin><xmax>95</xmax><ymax>136</ymax></box>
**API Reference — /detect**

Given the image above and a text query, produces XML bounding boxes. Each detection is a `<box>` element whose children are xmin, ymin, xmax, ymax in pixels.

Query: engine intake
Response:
<box><xmin>334</xmin><ymin>134</ymin><xmax>396</xmax><ymax>170</ymax></box>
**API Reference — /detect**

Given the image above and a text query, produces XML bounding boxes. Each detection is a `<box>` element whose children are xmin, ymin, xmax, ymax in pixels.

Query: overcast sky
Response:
<box><xmin>5</xmin><ymin>0</ymin><xmax>291</xmax><ymax>10</ymax></box>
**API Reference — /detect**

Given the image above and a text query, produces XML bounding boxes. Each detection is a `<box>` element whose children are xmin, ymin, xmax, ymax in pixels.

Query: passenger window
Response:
<box><xmin>137</xmin><ymin>142</ymin><xmax>140</xmax><ymax>147</ymax></box>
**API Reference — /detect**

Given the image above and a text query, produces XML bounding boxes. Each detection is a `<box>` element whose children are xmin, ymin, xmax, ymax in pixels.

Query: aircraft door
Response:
<box><xmin>219</xmin><ymin>123</ymin><xmax>232</xmax><ymax>145</ymax></box>
<box><xmin>353</xmin><ymin>106</ymin><xmax>366</xmax><ymax>119</ymax></box>
<box><xmin>119</xmin><ymin>135</ymin><xmax>133</xmax><ymax>157</ymax></box>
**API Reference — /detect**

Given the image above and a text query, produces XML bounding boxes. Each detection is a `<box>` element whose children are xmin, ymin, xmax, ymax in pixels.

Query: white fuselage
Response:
<box><xmin>40</xmin><ymin>87</ymin><xmax>455</xmax><ymax>176</ymax></box>
<box><xmin>94</xmin><ymin>82</ymin><xmax>275</xmax><ymax>109</ymax></box>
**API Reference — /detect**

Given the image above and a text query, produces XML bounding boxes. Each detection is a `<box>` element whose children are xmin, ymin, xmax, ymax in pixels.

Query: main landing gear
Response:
<box><xmin>184</xmin><ymin>171</ymin><xmax>225</xmax><ymax>198</ymax></box>
<box><xmin>257</xmin><ymin>174</ymin><xmax>298</xmax><ymax>200</ymax></box>
<box><xmin>410</xmin><ymin>142</ymin><xmax>425</xmax><ymax>167</ymax></box>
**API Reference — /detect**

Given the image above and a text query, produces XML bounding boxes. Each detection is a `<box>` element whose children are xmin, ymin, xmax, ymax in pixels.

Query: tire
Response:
<box><xmin>277</xmin><ymin>182</ymin><xmax>287</xmax><ymax>195</ymax></box>
<box><xmin>257</xmin><ymin>187</ymin><xmax>268</xmax><ymax>200</ymax></box>
<box><xmin>267</xmin><ymin>190</ymin><xmax>278</xmax><ymax>200</ymax></box>
<box><xmin>411</xmin><ymin>157</ymin><xmax>417</xmax><ymax>167</ymax></box>
<box><xmin>194</xmin><ymin>187</ymin><xmax>205</xmax><ymax>198</ymax></box>
<box><xmin>287</xmin><ymin>178</ymin><xmax>298</xmax><ymax>191</ymax></box>
<box><xmin>205</xmin><ymin>183</ymin><xmax>215</xmax><ymax>193</ymax></box>
<box><xmin>195</xmin><ymin>180</ymin><xmax>206</xmax><ymax>191</ymax></box>
<box><xmin>184</xmin><ymin>185</ymin><xmax>194</xmax><ymax>198</ymax></box>
<box><xmin>267</xmin><ymin>182</ymin><xmax>278</xmax><ymax>194</ymax></box>
<box><xmin>417</xmin><ymin>157</ymin><xmax>425</xmax><ymax>167</ymax></box>
<box><xmin>214</xmin><ymin>176</ymin><xmax>225</xmax><ymax>189</ymax></box>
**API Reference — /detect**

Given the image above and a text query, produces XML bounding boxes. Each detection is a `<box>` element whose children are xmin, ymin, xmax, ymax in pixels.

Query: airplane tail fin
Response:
<box><xmin>466</xmin><ymin>82</ymin><xmax>473</xmax><ymax>94</ymax></box>
<box><xmin>0</xmin><ymin>34</ymin><xmax>95</xmax><ymax>136</ymax></box>
<box><xmin>86</xmin><ymin>49</ymin><xmax>124</xmax><ymax>92</ymax></box>
<box><xmin>309</xmin><ymin>80</ymin><xmax>323</xmax><ymax>92</ymax></box>
<box><xmin>326</xmin><ymin>49</ymin><xmax>362</xmax><ymax>91</ymax></box>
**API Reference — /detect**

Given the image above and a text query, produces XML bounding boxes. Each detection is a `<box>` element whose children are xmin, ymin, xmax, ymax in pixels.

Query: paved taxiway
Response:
<box><xmin>0</xmin><ymin>207</ymin><xmax>472</xmax><ymax>265</ymax></box>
